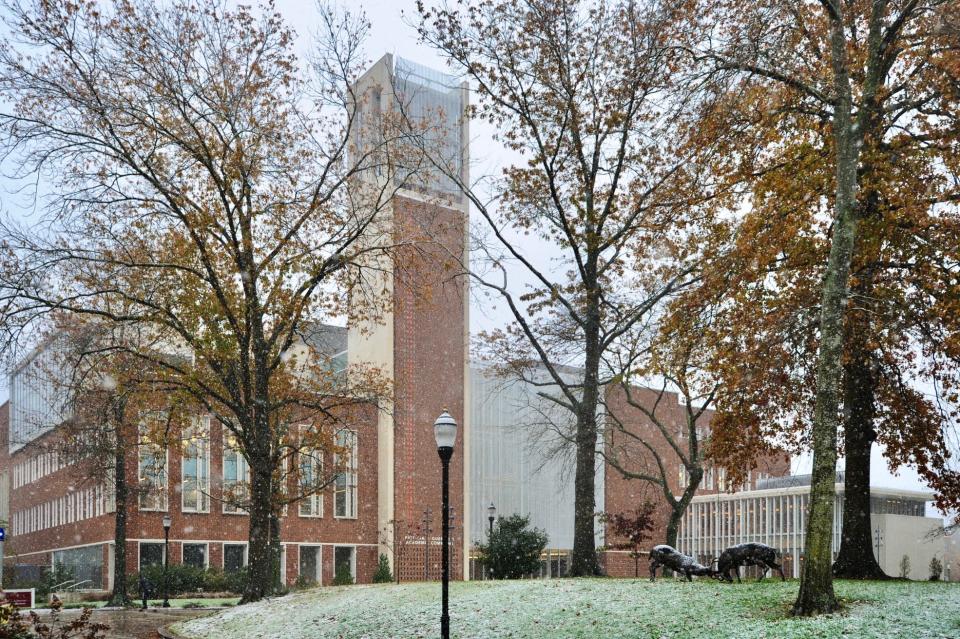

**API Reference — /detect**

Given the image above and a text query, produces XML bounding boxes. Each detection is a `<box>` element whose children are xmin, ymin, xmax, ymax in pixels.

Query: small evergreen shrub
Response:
<box><xmin>475</xmin><ymin>514</ymin><xmax>549</xmax><ymax>579</ymax></box>
<box><xmin>373</xmin><ymin>554</ymin><xmax>393</xmax><ymax>584</ymax></box>
<box><xmin>899</xmin><ymin>554</ymin><xmax>912</xmax><ymax>579</ymax></box>
<box><xmin>332</xmin><ymin>564</ymin><xmax>354</xmax><ymax>586</ymax></box>
<box><xmin>929</xmin><ymin>556</ymin><xmax>943</xmax><ymax>581</ymax></box>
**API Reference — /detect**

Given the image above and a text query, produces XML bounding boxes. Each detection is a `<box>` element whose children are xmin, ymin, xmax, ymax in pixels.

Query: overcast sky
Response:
<box><xmin>0</xmin><ymin>0</ymin><xmax>941</xmax><ymax>507</ymax></box>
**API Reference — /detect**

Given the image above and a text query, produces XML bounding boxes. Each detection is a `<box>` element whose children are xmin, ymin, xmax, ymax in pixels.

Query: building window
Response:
<box><xmin>334</xmin><ymin>546</ymin><xmax>355</xmax><ymax>582</ymax></box>
<box><xmin>222</xmin><ymin>432</ymin><xmax>249</xmax><ymax>514</ymax></box>
<box><xmin>183</xmin><ymin>543</ymin><xmax>208</xmax><ymax>569</ymax></box>
<box><xmin>139</xmin><ymin>542</ymin><xmax>165</xmax><ymax>570</ymax></box>
<box><xmin>299</xmin><ymin>447</ymin><xmax>324</xmax><ymax>518</ymax></box>
<box><xmin>138</xmin><ymin>417</ymin><xmax>168</xmax><ymax>511</ymax></box>
<box><xmin>182</xmin><ymin>417</ymin><xmax>210</xmax><ymax>513</ymax></box>
<box><xmin>334</xmin><ymin>430</ymin><xmax>357</xmax><ymax>519</ymax></box>
<box><xmin>53</xmin><ymin>545</ymin><xmax>103</xmax><ymax>590</ymax></box>
<box><xmin>224</xmin><ymin>544</ymin><xmax>247</xmax><ymax>573</ymax></box>
<box><xmin>299</xmin><ymin>546</ymin><xmax>321</xmax><ymax>585</ymax></box>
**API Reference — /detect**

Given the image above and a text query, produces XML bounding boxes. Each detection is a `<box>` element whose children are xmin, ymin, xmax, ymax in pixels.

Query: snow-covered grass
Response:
<box><xmin>173</xmin><ymin>578</ymin><xmax>960</xmax><ymax>639</ymax></box>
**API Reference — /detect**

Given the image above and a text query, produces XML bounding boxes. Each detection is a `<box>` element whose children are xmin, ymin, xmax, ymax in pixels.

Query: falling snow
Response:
<box><xmin>174</xmin><ymin>578</ymin><xmax>960</xmax><ymax>639</ymax></box>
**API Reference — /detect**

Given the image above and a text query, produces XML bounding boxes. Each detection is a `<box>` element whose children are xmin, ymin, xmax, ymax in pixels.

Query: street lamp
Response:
<box><xmin>433</xmin><ymin>410</ymin><xmax>457</xmax><ymax>639</ymax></box>
<box><xmin>162</xmin><ymin>514</ymin><xmax>172</xmax><ymax>608</ymax></box>
<box><xmin>486</xmin><ymin>502</ymin><xmax>496</xmax><ymax>581</ymax></box>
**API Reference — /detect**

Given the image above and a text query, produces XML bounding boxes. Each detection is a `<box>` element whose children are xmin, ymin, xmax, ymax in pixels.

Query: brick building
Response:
<box><xmin>0</xmin><ymin>54</ymin><xmax>471</xmax><ymax>592</ymax></box>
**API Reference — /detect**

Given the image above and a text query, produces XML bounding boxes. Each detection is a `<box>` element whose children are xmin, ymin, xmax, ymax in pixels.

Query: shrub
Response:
<box><xmin>475</xmin><ymin>514</ymin><xmax>549</xmax><ymax>579</ymax></box>
<box><xmin>0</xmin><ymin>602</ymin><xmax>30</xmax><ymax>639</ymax></box>
<box><xmin>929</xmin><ymin>556</ymin><xmax>943</xmax><ymax>581</ymax></box>
<box><xmin>373</xmin><ymin>554</ymin><xmax>393</xmax><ymax>584</ymax></box>
<box><xmin>126</xmin><ymin>564</ymin><xmax>249</xmax><ymax>598</ymax></box>
<box><xmin>332</xmin><ymin>564</ymin><xmax>354</xmax><ymax>586</ymax></box>
<box><xmin>222</xmin><ymin>568</ymin><xmax>249</xmax><ymax>595</ymax></box>
<box><xmin>293</xmin><ymin>574</ymin><xmax>316</xmax><ymax>591</ymax></box>
<box><xmin>899</xmin><ymin>554</ymin><xmax>911</xmax><ymax>579</ymax></box>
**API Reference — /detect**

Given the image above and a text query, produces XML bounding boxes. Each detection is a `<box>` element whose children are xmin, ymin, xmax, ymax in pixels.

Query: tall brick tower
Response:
<box><xmin>348</xmin><ymin>55</ymin><xmax>470</xmax><ymax>580</ymax></box>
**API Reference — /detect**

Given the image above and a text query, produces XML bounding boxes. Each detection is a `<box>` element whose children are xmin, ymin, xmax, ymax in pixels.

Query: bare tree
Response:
<box><xmin>415</xmin><ymin>0</ymin><xmax>718</xmax><ymax>576</ymax></box>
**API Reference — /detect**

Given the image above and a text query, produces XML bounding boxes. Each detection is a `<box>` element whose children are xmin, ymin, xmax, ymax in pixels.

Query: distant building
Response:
<box><xmin>676</xmin><ymin>472</ymin><xmax>941</xmax><ymax>579</ymax></box>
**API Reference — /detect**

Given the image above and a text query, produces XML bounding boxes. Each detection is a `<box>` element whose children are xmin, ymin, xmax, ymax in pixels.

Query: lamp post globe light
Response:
<box><xmin>487</xmin><ymin>503</ymin><xmax>496</xmax><ymax>536</ymax></box>
<box><xmin>162</xmin><ymin>514</ymin><xmax>172</xmax><ymax>608</ymax></box>
<box><xmin>433</xmin><ymin>410</ymin><xmax>457</xmax><ymax>639</ymax></box>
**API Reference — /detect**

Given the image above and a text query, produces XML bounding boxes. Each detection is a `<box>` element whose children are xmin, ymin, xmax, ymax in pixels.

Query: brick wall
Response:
<box><xmin>392</xmin><ymin>194</ymin><xmax>467</xmax><ymax>580</ymax></box>
<box><xmin>1</xmin><ymin>400</ymin><xmax>381</xmax><ymax>587</ymax></box>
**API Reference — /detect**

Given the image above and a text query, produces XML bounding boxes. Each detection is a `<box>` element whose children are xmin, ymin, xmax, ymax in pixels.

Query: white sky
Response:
<box><xmin>0</xmin><ymin>0</ymin><xmax>941</xmax><ymax>509</ymax></box>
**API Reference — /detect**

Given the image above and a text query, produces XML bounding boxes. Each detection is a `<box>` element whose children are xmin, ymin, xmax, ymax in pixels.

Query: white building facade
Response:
<box><xmin>676</xmin><ymin>474</ymin><xmax>942</xmax><ymax>579</ymax></box>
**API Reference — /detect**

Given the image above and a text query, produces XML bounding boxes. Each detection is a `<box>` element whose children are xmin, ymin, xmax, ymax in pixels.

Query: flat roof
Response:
<box><xmin>690</xmin><ymin>484</ymin><xmax>935</xmax><ymax>503</ymax></box>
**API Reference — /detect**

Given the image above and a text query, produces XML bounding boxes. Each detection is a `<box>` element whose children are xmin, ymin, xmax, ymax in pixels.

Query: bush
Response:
<box><xmin>373</xmin><ymin>554</ymin><xmax>393</xmax><ymax>584</ymax></box>
<box><xmin>332</xmin><ymin>564</ymin><xmax>354</xmax><ymax>586</ymax></box>
<box><xmin>899</xmin><ymin>554</ymin><xmax>911</xmax><ymax>579</ymax></box>
<box><xmin>0</xmin><ymin>602</ymin><xmax>31</xmax><ymax>639</ymax></box>
<box><xmin>1</xmin><ymin>599</ymin><xmax>107</xmax><ymax>639</ymax></box>
<box><xmin>293</xmin><ymin>574</ymin><xmax>316</xmax><ymax>591</ymax></box>
<box><xmin>929</xmin><ymin>556</ymin><xmax>943</xmax><ymax>581</ymax></box>
<box><xmin>126</xmin><ymin>564</ymin><xmax>248</xmax><ymax>598</ymax></box>
<box><xmin>475</xmin><ymin>514</ymin><xmax>548</xmax><ymax>579</ymax></box>
<box><xmin>222</xmin><ymin>567</ymin><xmax>249</xmax><ymax>595</ymax></box>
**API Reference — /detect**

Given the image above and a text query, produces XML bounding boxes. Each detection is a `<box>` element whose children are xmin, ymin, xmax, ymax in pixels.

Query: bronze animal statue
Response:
<box><xmin>649</xmin><ymin>544</ymin><xmax>716</xmax><ymax>582</ymax></box>
<box><xmin>716</xmin><ymin>542</ymin><xmax>786</xmax><ymax>582</ymax></box>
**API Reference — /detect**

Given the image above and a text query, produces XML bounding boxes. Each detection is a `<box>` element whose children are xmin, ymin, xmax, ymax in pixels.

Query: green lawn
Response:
<box><xmin>173</xmin><ymin>578</ymin><xmax>960</xmax><ymax>639</ymax></box>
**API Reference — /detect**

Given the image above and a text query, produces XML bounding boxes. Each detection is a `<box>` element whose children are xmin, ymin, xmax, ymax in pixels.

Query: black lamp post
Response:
<box><xmin>433</xmin><ymin>410</ymin><xmax>457</xmax><ymax>639</ymax></box>
<box><xmin>162</xmin><ymin>514</ymin><xmax>172</xmax><ymax>608</ymax></box>
<box><xmin>487</xmin><ymin>503</ymin><xmax>496</xmax><ymax>536</ymax></box>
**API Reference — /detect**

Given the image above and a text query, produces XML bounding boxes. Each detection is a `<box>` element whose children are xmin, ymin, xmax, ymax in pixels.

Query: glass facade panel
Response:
<box><xmin>334</xmin><ymin>546</ymin><xmax>355</xmax><ymax>580</ymax></box>
<box><xmin>224</xmin><ymin>544</ymin><xmax>246</xmax><ymax>573</ymax></box>
<box><xmin>182</xmin><ymin>418</ymin><xmax>210</xmax><ymax>512</ymax></box>
<box><xmin>183</xmin><ymin>543</ymin><xmax>206</xmax><ymax>569</ymax></box>
<box><xmin>139</xmin><ymin>543</ymin><xmax>165</xmax><ymax>570</ymax></box>
<box><xmin>299</xmin><ymin>448</ymin><xmax>323</xmax><ymax>517</ymax></box>
<box><xmin>334</xmin><ymin>430</ymin><xmax>357</xmax><ymax>518</ymax></box>
<box><xmin>138</xmin><ymin>416</ymin><xmax>167</xmax><ymax>511</ymax></box>
<box><xmin>223</xmin><ymin>432</ymin><xmax>249</xmax><ymax>513</ymax></box>
<box><xmin>52</xmin><ymin>545</ymin><xmax>103</xmax><ymax>590</ymax></box>
<box><xmin>299</xmin><ymin>546</ymin><xmax>321</xmax><ymax>584</ymax></box>
<box><xmin>393</xmin><ymin>57</ymin><xmax>465</xmax><ymax>197</ymax></box>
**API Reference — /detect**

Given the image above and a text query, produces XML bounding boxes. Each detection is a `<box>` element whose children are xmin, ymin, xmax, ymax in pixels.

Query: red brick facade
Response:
<box><xmin>0</xmin><ymin>401</ymin><xmax>380</xmax><ymax>589</ymax></box>
<box><xmin>391</xmin><ymin>194</ymin><xmax>467</xmax><ymax>581</ymax></box>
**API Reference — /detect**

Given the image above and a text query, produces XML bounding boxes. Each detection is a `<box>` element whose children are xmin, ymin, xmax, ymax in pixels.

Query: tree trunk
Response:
<box><xmin>832</xmin><ymin>325</ymin><xmax>888</xmax><ymax>579</ymax></box>
<box><xmin>571</xmin><ymin>407</ymin><xmax>599</xmax><ymax>576</ymax></box>
<box><xmin>241</xmin><ymin>461</ymin><xmax>273</xmax><ymax>604</ymax></box>
<box><xmin>270</xmin><ymin>512</ymin><xmax>283</xmax><ymax>593</ymax></box>
<box><xmin>794</xmin><ymin>4</ymin><xmax>862</xmax><ymax>615</ymax></box>
<box><xmin>570</xmin><ymin>310</ymin><xmax>601</xmax><ymax>576</ymax></box>
<box><xmin>107</xmin><ymin>418</ymin><xmax>130</xmax><ymax>607</ymax></box>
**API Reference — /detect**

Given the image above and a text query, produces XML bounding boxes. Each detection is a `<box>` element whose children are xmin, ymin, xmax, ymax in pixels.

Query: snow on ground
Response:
<box><xmin>174</xmin><ymin>578</ymin><xmax>960</xmax><ymax>639</ymax></box>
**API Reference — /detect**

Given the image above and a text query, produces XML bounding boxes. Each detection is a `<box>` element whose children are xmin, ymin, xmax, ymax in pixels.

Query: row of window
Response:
<box><xmin>677</xmin><ymin>466</ymin><xmax>730</xmax><ymax>491</ymax></box>
<box><xmin>137</xmin><ymin>420</ymin><xmax>359</xmax><ymax>519</ymax></box>
<box><xmin>12</xmin><ymin>486</ymin><xmax>115</xmax><ymax>536</ymax></box>
<box><xmin>137</xmin><ymin>541</ymin><xmax>356</xmax><ymax>583</ymax></box>
<box><xmin>12</xmin><ymin>451</ymin><xmax>64</xmax><ymax>489</ymax></box>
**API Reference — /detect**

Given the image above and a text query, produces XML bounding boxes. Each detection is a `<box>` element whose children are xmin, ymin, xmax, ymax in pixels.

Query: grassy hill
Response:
<box><xmin>173</xmin><ymin>578</ymin><xmax>960</xmax><ymax>639</ymax></box>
